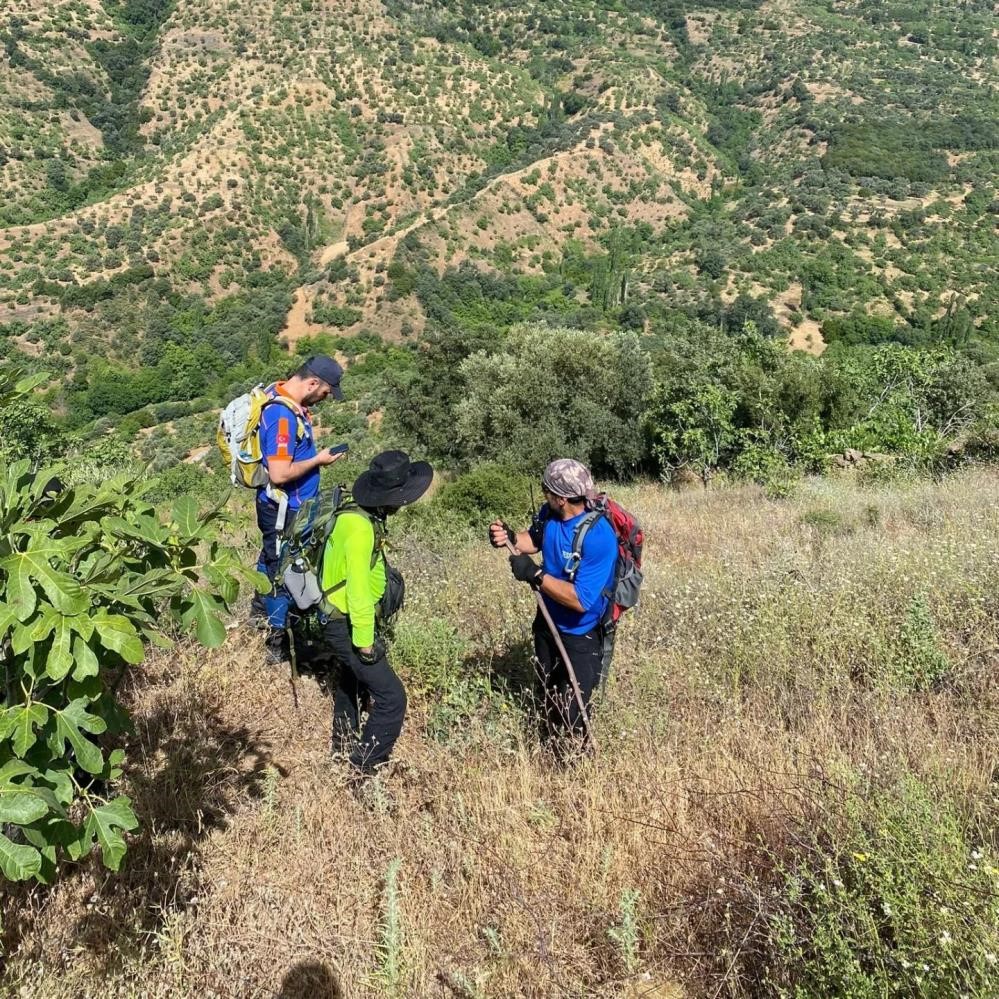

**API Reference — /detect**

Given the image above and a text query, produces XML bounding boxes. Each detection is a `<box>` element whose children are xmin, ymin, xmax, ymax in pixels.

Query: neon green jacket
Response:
<box><xmin>320</xmin><ymin>510</ymin><xmax>386</xmax><ymax>648</ymax></box>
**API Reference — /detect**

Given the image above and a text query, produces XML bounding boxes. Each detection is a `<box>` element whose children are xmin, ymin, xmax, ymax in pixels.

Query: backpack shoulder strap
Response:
<box><xmin>529</xmin><ymin>502</ymin><xmax>553</xmax><ymax>549</ymax></box>
<box><xmin>262</xmin><ymin>392</ymin><xmax>307</xmax><ymax>442</ymax></box>
<box><xmin>319</xmin><ymin>505</ymin><xmax>384</xmax><ymax>601</ymax></box>
<box><xmin>566</xmin><ymin>510</ymin><xmax>604</xmax><ymax>582</ymax></box>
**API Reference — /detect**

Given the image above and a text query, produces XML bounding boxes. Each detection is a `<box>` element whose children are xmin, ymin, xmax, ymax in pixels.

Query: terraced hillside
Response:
<box><xmin>0</xmin><ymin>0</ymin><xmax>995</xmax><ymax>418</ymax></box>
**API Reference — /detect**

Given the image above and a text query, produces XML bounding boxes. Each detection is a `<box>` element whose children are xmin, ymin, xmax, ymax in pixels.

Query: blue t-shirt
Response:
<box><xmin>257</xmin><ymin>386</ymin><xmax>318</xmax><ymax>511</ymax></box>
<box><xmin>539</xmin><ymin>509</ymin><xmax>618</xmax><ymax>635</ymax></box>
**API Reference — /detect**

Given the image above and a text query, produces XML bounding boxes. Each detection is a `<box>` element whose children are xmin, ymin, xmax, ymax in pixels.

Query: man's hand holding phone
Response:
<box><xmin>317</xmin><ymin>442</ymin><xmax>349</xmax><ymax>466</ymax></box>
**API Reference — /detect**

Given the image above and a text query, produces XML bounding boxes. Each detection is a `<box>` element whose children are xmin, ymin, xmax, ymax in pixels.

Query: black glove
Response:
<box><xmin>355</xmin><ymin>640</ymin><xmax>384</xmax><ymax>666</ymax></box>
<box><xmin>509</xmin><ymin>553</ymin><xmax>543</xmax><ymax>586</ymax></box>
<box><xmin>490</xmin><ymin>522</ymin><xmax>516</xmax><ymax>549</ymax></box>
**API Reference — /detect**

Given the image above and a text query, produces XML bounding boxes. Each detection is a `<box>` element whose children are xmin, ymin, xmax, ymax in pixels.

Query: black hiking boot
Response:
<box><xmin>263</xmin><ymin>629</ymin><xmax>288</xmax><ymax>665</ymax></box>
<box><xmin>248</xmin><ymin>593</ymin><xmax>269</xmax><ymax>630</ymax></box>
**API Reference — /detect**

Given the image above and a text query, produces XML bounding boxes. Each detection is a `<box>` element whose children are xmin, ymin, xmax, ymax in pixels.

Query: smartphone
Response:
<box><xmin>328</xmin><ymin>442</ymin><xmax>349</xmax><ymax>456</ymax></box>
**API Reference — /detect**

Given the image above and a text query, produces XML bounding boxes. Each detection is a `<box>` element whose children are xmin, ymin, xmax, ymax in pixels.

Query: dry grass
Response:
<box><xmin>2</xmin><ymin>470</ymin><xmax>997</xmax><ymax>997</ymax></box>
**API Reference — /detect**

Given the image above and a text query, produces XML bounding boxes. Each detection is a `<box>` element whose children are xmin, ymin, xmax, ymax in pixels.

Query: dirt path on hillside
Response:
<box><xmin>282</xmin><ymin>120</ymin><xmax>725</xmax><ymax>345</ymax></box>
<box><xmin>318</xmin><ymin>240</ymin><xmax>349</xmax><ymax>265</ymax></box>
<box><xmin>282</xmin><ymin>139</ymin><xmax>603</xmax><ymax>343</ymax></box>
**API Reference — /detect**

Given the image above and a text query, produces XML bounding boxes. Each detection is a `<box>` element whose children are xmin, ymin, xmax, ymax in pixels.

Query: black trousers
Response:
<box><xmin>532</xmin><ymin>612</ymin><xmax>610</xmax><ymax>742</ymax></box>
<box><xmin>323</xmin><ymin>616</ymin><xmax>406</xmax><ymax>771</ymax></box>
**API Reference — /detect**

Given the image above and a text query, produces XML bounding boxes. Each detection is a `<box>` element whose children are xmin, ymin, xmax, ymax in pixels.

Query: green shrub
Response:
<box><xmin>305</xmin><ymin>302</ymin><xmax>359</xmax><ymax>328</ymax></box>
<box><xmin>889</xmin><ymin>593</ymin><xmax>951</xmax><ymax>691</ymax></box>
<box><xmin>144</xmin><ymin>463</ymin><xmax>227</xmax><ymax>506</ymax></box>
<box><xmin>431</xmin><ymin>463</ymin><xmax>534</xmax><ymax>529</ymax></box>
<box><xmin>391</xmin><ymin>616</ymin><xmax>488</xmax><ymax>742</ymax></box>
<box><xmin>799</xmin><ymin>508</ymin><xmax>853</xmax><ymax>537</ymax></box>
<box><xmin>763</xmin><ymin>774</ymin><xmax>999</xmax><ymax>998</ymax></box>
<box><xmin>456</xmin><ymin>324</ymin><xmax>653</xmax><ymax>476</ymax></box>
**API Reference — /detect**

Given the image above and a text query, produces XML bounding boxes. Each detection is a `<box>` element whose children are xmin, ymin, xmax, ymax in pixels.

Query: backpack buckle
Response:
<box><xmin>564</xmin><ymin>550</ymin><xmax>582</xmax><ymax>580</ymax></box>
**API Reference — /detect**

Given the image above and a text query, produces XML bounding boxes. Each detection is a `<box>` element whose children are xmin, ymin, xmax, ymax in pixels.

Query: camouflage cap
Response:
<box><xmin>542</xmin><ymin>458</ymin><xmax>595</xmax><ymax>499</ymax></box>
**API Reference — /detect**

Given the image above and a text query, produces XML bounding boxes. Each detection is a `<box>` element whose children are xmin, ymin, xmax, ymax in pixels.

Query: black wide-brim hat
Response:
<box><xmin>353</xmin><ymin>450</ymin><xmax>433</xmax><ymax>508</ymax></box>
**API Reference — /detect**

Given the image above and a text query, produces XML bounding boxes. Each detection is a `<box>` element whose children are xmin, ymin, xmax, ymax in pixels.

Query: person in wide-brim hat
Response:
<box><xmin>315</xmin><ymin>448</ymin><xmax>433</xmax><ymax>784</ymax></box>
<box><xmin>352</xmin><ymin>449</ymin><xmax>433</xmax><ymax>509</ymax></box>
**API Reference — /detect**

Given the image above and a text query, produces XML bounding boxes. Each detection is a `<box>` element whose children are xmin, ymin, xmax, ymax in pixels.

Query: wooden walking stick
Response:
<box><xmin>504</xmin><ymin>538</ymin><xmax>599</xmax><ymax>754</ymax></box>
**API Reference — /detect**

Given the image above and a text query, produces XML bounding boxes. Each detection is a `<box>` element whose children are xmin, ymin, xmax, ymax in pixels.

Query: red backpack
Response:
<box><xmin>535</xmin><ymin>494</ymin><xmax>644</xmax><ymax>626</ymax></box>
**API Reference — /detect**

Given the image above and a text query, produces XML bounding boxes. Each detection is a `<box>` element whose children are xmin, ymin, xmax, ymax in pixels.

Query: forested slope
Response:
<box><xmin>1</xmin><ymin>0</ymin><xmax>995</xmax><ymax>430</ymax></box>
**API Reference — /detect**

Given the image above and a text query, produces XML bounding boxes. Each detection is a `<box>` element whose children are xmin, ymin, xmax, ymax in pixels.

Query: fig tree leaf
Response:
<box><xmin>171</xmin><ymin>496</ymin><xmax>200</xmax><ymax>539</ymax></box>
<box><xmin>204</xmin><ymin>565</ymin><xmax>238</xmax><ymax>606</ymax></box>
<box><xmin>53</xmin><ymin>700</ymin><xmax>106</xmax><ymax>775</ymax></box>
<box><xmin>0</xmin><ymin>832</ymin><xmax>42</xmax><ymax>881</ymax></box>
<box><xmin>45</xmin><ymin>614</ymin><xmax>75</xmax><ymax>681</ymax></box>
<box><xmin>0</xmin><ymin>788</ymin><xmax>51</xmax><ymax>825</ymax></box>
<box><xmin>0</xmin><ymin>603</ymin><xmax>20</xmax><ymax>641</ymax></box>
<box><xmin>2</xmin><ymin>557</ymin><xmax>36</xmax><ymax>620</ymax></box>
<box><xmin>181</xmin><ymin>589</ymin><xmax>227</xmax><ymax>648</ymax></box>
<box><xmin>72</xmin><ymin>635</ymin><xmax>100</xmax><ymax>680</ymax></box>
<box><xmin>92</xmin><ymin>612</ymin><xmax>144</xmax><ymax>664</ymax></box>
<box><xmin>14</xmin><ymin>372</ymin><xmax>48</xmax><ymax>394</ymax></box>
<box><xmin>0</xmin><ymin>545</ymin><xmax>88</xmax><ymax>617</ymax></box>
<box><xmin>85</xmin><ymin>796</ymin><xmax>138</xmax><ymax>872</ymax></box>
<box><xmin>28</xmin><ymin>605</ymin><xmax>56</xmax><ymax>644</ymax></box>
<box><xmin>7</xmin><ymin>702</ymin><xmax>48</xmax><ymax>757</ymax></box>
<box><xmin>12</xmin><ymin>618</ymin><xmax>39</xmax><ymax>655</ymax></box>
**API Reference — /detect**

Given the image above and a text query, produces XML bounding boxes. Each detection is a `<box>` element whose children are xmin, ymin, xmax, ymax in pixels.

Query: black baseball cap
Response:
<box><xmin>305</xmin><ymin>355</ymin><xmax>344</xmax><ymax>400</ymax></box>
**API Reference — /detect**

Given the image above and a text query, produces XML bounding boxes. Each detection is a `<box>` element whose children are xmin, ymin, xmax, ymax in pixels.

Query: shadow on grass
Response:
<box><xmin>0</xmin><ymin>672</ymin><xmax>274</xmax><ymax>975</ymax></box>
<box><xmin>475</xmin><ymin>633</ymin><xmax>539</xmax><ymax>705</ymax></box>
<box><xmin>277</xmin><ymin>959</ymin><xmax>343</xmax><ymax>998</ymax></box>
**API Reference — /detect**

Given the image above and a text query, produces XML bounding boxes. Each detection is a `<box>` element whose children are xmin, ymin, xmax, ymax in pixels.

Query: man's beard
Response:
<box><xmin>302</xmin><ymin>388</ymin><xmax>327</xmax><ymax>406</ymax></box>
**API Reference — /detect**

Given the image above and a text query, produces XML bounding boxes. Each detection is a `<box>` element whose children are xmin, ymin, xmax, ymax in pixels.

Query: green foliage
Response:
<box><xmin>143</xmin><ymin>462</ymin><xmax>227</xmax><ymax>506</ymax></box>
<box><xmin>823</xmin><ymin>121</ymin><xmax>950</xmax><ymax>183</ymax></box>
<box><xmin>389</xmin><ymin>615</ymin><xmax>518</xmax><ymax>746</ymax></box>
<box><xmin>455</xmin><ymin>323</ymin><xmax>653</xmax><ymax>476</ymax></box>
<box><xmin>822</xmin><ymin>313</ymin><xmax>904</xmax><ymax>348</ymax></box>
<box><xmin>649</xmin><ymin>380</ymin><xmax>737</xmax><ymax>483</ymax></box>
<box><xmin>646</xmin><ymin>323</ymin><xmax>997</xmax><ymax>483</ymax></box>
<box><xmin>885</xmin><ymin>593</ymin><xmax>951</xmax><ymax>691</ymax></box>
<box><xmin>764</xmin><ymin>774</ymin><xmax>999</xmax><ymax>997</ymax></box>
<box><xmin>607</xmin><ymin>888</ymin><xmax>643</xmax><ymax>976</ymax></box>
<box><xmin>309</xmin><ymin>303</ymin><xmax>362</xmax><ymax>328</ymax></box>
<box><xmin>0</xmin><ymin>380</ymin><xmax>66</xmax><ymax>465</ymax></box>
<box><xmin>408</xmin><ymin>261</ymin><xmax>588</xmax><ymax>336</ymax></box>
<box><xmin>799</xmin><ymin>508</ymin><xmax>852</xmax><ymax>538</ymax></box>
<box><xmin>385</xmin><ymin>323</ymin><xmax>500</xmax><ymax>464</ymax></box>
<box><xmin>0</xmin><ymin>370</ymin><xmax>264</xmax><ymax>883</ymax></box>
<box><xmin>431</xmin><ymin>463</ymin><xmax>534</xmax><ymax>529</ymax></box>
<box><xmin>823</xmin><ymin>112</ymin><xmax>997</xmax><ymax>185</ymax></box>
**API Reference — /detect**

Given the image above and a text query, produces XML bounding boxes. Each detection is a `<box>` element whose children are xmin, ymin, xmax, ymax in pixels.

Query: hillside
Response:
<box><xmin>2</xmin><ymin>470</ymin><xmax>997</xmax><ymax>996</ymax></box>
<box><xmin>1</xmin><ymin>0</ymin><xmax>995</xmax><ymax>382</ymax></box>
<box><xmin>1</xmin><ymin>5</ymin><xmax>998</xmax><ymax>995</ymax></box>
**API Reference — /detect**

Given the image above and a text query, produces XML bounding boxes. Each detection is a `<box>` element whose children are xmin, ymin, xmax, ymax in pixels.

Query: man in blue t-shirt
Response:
<box><xmin>489</xmin><ymin>458</ymin><xmax>617</xmax><ymax>747</ymax></box>
<box><xmin>253</xmin><ymin>355</ymin><xmax>346</xmax><ymax>658</ymax></box>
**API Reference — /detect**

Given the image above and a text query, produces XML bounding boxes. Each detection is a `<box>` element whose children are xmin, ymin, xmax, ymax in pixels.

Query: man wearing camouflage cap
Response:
<box><xmin>489</xmin><ymin>459</ymin><xmax>618</xmax><ymax>747</ymax></box>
